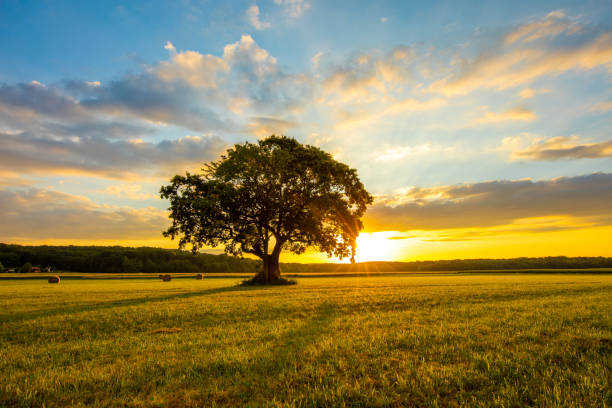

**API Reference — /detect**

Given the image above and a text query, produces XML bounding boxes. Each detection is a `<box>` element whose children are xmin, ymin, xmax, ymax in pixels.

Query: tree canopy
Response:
<box><xmin>160</xmin><ymin>135</ymin><xmax>373</xmax><ymax>283</ymax></box>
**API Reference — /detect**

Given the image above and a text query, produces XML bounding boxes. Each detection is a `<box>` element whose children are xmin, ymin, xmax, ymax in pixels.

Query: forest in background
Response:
<box><xmin>0</xmin><ymin>244</ymin><xmax>260</xmax><ymax>274</ymax></box>
<box><xmin>1</xmin><ymin>243</ymin><xmax>612</xmax><ymax>274</ymax></box>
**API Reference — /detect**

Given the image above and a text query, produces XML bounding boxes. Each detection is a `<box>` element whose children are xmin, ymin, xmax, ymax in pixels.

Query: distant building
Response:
<box><xmin>31</xmin><ymin>267</ymin><xmax>41</xmax><ymax>273</ymax></box>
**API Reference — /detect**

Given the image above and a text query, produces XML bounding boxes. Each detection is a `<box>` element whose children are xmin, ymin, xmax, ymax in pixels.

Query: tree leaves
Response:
<box><xmin>160</xmin><ymin>135</ymin><xmax>373</xmax><ymax>265</ymax></box>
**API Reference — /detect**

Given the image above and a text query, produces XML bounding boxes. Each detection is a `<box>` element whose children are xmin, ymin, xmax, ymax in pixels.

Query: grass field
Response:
<box><xmin>1</xmin><ymin>274</ymin><xmax>611</xmax><ymax>407</ymax></box>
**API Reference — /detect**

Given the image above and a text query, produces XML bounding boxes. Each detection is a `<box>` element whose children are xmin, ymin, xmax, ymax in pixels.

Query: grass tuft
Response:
<box><xmin>151</xmin><ymin>327</ymin><xmax>182</xmax><ymax>334</ymax></box>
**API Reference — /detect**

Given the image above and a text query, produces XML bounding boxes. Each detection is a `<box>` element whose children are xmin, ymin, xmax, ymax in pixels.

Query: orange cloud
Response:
<box><xmin>512</xmin><ymin>136</ymin><xmax>612</xmax><ymax>160</ymax></box>
<box><xmin>475</xmin><ymin>105</ymin><xmax>536</xmax><ymax>124</ymax></box>
<box><xmin>592</xmin><ymin>101</ymin><xmax>612</xmax><ymax>111</ymax></box>
<box><xmin>246</xmin><ymin>117</ymin><xmax>296</xmax><ymax>139</ymax></box>
<box><xmin>504</xmin><ymin>10</ymin><xmax>575</xmax><ymax>45</ymax></box>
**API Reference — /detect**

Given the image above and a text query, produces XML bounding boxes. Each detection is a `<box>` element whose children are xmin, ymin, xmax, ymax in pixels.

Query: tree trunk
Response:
<box><xmin>256</xmin><ymin>244</ymin><xmax>282</xmax><ymax>283</ymax></box>
<box><xmin>256</xmin><ymin>253</ymin><xmax>280</xmax><ymax>283</ymax></box>
<box><xmin>267</xmin><ymin>252</ymin><xmax>280</xmax><ymax>281</ymax></box>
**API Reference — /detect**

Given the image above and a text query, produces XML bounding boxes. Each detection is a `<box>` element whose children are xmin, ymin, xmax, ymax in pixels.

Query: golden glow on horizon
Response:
<box><xmin>280</xmin><ymin>223</ymin><xmax>612</xmax><ymax>263</ymax></box>
<box><xmin>9</xmin><ymin>222</ymin><xmax>612</xmax><ymax>263</ymax></box>
<box><xmin>353</xmin><ymin>232</ymin><xmax>408</xmax><ymax>263</ymax></box>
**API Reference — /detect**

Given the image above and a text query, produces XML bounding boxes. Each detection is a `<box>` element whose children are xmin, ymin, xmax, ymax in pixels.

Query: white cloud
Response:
<box><xmin>274</xmin><ymin>0</ymin><xmax>310</xmax><ymax>18</ymax></box>
<box><xmin>246</xmin><ymin>5</ymin><xmax>271</xmax><ymax>30</ymax></box>
<box><xmin>154</xmin><ymin>46</ymin><xmax>229</xmax><ymax>88</ymax></box>
<box><xmin>223</xmin><ymin>34</ymin><xmax>278</xmax><ymax>79</ymax></box>
<box><xmin>164</xmin><ymin>41</ymin><xmax>176</xmax><ymax>53</ymax></box>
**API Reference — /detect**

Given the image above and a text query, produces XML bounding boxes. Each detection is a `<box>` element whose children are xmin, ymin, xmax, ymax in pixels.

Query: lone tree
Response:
<box><xmin>160</xmin><ymin>135</ymin><xmax>373</xmax><ymax>283</ymax></box>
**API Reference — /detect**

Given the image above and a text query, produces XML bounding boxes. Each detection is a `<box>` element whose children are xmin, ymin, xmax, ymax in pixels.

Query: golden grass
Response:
<box><xmin>0</xmin><ymin>274</ymin><xmax>610</xmax><ymax>406</ymax></box>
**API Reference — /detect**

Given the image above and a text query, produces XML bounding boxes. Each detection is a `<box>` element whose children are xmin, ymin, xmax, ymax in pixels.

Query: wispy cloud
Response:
<box><xmin>274</xmin><ymin>0</ymin><xmax>310</xmax><ymax>18</ymax></box>
<box><xmin>591</xmin><ymin>101</ymin><xmax>612</xmax><ymax>111</ymax></box>
<box><xmin>517</xmin><ymin>87</ymin><xmax>550</xmax><ymax>99</ymax></box>
<box><xmin>102</xmin><ymin>183</ymin><xmax>159</xmax><ymax>200</ymax></box>
<box><xmin>504</xmin><ymin>10</ymin><xmax>577</xmax><ymax>44</ymax></box>
<box><xmin>512</xmin><ymin>136</ymin><xmax>612</xmax><ymax>160</ymax></box>
<box><xmin>475</xmin><ymin>105</ymin><xmax>536</xmax><ymax>124</ymax></box>
<box><xmin>429</xmin><ymin>11</ymin><xmax>612</xmax><ymax>95</ymax></box>
<box><xmin>1</xmin><ymin>9</ymin><xmax>611</xmax><ymax>209</ymax></box>
<box><xmin>246</xmin><ymin>5</ymin><xmax>271</xmax><ymax>30</ymax></box>
<box><xmin>375</xmin><ymin>143</ymin><xmax>435</xmax><ymax>162</ymax></box>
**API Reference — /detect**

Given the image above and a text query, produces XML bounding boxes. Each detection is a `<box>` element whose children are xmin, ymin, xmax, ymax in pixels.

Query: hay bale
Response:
<box><xmin>160</xmin><ymin>274</ymin><xmax>171</xmax><ymax>282</ymax></box>
<box><xmin>196</xmin><ymin>273</ymin><xmax>203</xmax><ymax>280</ymax></box>
<box><xmin>48</xmin><ymin>275</ymin><xmax>60</xmax><ymax>284</ymax></box>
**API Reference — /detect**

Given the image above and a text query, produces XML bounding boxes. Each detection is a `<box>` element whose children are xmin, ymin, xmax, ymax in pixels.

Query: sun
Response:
<box><xmin>353</xmin><ymin>232</ymin><xmax>404</xmax><ymax>263</ymax></box>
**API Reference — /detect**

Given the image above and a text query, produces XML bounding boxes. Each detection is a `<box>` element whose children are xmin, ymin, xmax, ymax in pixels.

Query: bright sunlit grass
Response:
<box><xmin>1</xmin><ymin>274</ymin><xmax>611</xmax><ymax>406</ymax></box>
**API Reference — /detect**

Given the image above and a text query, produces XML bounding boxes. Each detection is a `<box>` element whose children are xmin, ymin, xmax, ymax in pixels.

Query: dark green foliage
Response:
<box><xmin>281</xmin><ymin>256</ymin><xmax>612</xmax><ymax>273</ymax></box>
<box><xmin>239</xmin><ymin>276</ymin><xmax>297</xmax><ymax>286</ymax></box>
<box><xmin>161</xmin><ymin>136</ymin><xmax>373</xmax><ymax>282</ymax></box>
<box><xmin>1</xmin><ymin>243</ymin><xmax>611</xmax><ymax>274</ymax></box>
<box><xmin>20</xmin><ymin>262</ymin><xmax>32</xmax><ymax>273</ymax></box>
<box><xmin>0</xmin><ymin>243</ymin><xmax>260</xmax><ymax>273</ymax></box>
<box><xmin>0</xmin><ymin>261</ymin><xmax>3</xmax><ymax>272</ymax></box>
<box><xmin>0</xmin><ymin>252</ymin><xmax>18</xmax><ymax>268</ymax></box>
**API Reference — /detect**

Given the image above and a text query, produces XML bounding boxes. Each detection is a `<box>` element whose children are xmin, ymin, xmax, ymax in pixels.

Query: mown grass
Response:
<box><xmin>0</xmin><ymin>274</ymin><xmax>611</xmax><ymax>407</ymax></box>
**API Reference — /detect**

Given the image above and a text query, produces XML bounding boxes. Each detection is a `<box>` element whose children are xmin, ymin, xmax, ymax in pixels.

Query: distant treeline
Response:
<box><xmin>0</xmin><ymin>244</ymin><xmax>260</xmax><ymax>274</ymax></box>
<box><xmin>282</xmin><ymin>257</ymin><xmax>612</xmax><ymax>272</ymax></box>
<box><xmin>1</xmin><ymin>243</ymin><xmax>611</xmax><ymax>274</ymax></box>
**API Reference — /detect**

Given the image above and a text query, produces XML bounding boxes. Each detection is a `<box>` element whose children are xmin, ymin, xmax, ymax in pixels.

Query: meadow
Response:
<box><xmin>0</xmin><ymin>274</ymin><xmax>610</xmax><ymax>407</ymax></box>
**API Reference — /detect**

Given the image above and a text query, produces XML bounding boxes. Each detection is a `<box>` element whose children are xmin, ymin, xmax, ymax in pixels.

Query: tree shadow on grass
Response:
<box><xmin>191</xmin><ymin>301</ymin><xmax>338</xmax><ymax>403</ymax></box>
<box><xmin>3</xmin><ymin>284</ymin><xmax>266</xmax><ymax>324</ymax></box>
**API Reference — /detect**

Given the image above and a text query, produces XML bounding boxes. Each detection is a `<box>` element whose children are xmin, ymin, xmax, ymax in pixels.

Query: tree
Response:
<box><xmin>160</xmin><ymin>136</ymin><xmax>373</xmax><ymax>283</ymax></box>
<box><xmin>21</xmin><ymin>262</ymin><xmax>32</xmax><ymax>273</ymax></box>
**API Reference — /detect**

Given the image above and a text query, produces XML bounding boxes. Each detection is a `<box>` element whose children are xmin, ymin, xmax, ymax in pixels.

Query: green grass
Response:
<box><xmin>1</xmin><ymin>274</ymin><xmax>611</xmax><ymax>407</ymax></box>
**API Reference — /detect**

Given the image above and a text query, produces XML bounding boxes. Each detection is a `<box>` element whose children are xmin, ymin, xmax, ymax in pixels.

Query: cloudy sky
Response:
<box><xmin>1</xmin><ymin>0</ymin><xmax>611</xmax><ymax>262</ymax></box>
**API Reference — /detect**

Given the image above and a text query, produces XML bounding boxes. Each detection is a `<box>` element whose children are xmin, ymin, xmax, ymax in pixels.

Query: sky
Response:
<box><xmin>1</xmin><ymin>0</ymin><xmax>611</xmax><ymax>263</ymax></box>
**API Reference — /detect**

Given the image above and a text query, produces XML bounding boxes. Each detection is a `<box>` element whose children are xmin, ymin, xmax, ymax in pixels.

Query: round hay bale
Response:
<box><xmin>161</xmin><ymin>274</ymin><xmax>171</xmax><ymax>282</ymax></box>
<box><xmin>48</xmin><ymin>275</ymin><xmax>60</xmax><ymax>284</ymax></box>
<box><xmin>196</xmin><ymin>273</ymin><xmax>203</xmax><ymax>280</ymax></box>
